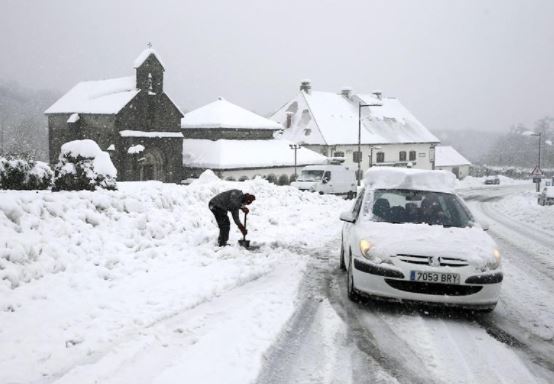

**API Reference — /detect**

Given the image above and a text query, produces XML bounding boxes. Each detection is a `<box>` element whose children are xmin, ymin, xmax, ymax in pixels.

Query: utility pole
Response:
<box><xmin>289</xmin><ymin>144</ymin><xmax>301</xmax><ymax>179</ymax></box>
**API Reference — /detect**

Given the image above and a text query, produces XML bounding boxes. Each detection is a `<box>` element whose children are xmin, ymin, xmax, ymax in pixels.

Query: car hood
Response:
<box><xmin>354</xmin><ymin>221</ymin><xmax>498</xmax><ymax>268</ymax></box>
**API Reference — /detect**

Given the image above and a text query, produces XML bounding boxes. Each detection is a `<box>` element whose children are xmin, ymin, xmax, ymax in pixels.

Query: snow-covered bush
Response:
<box><xmin>53</xmin><ymin>140</ymin><xmax>117</xmax><ymax>191</ymax></box>
<box><xmin>266</xmin><ymin>173</ymin><xmax>277</xmax><ymax>184</ymax></box>
<box><xmin>0</xmin><ymin>156</ymin><xmax>53</xmax><ymax>190</ymax></box>
<box><xmin>277</xmin><ymin>174</ymin><xmax>289</xmax><ymax>185</ymax></box>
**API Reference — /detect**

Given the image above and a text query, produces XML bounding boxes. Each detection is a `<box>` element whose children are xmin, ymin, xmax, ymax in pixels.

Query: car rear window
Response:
<box><xmin>365</xmin><ymin>189</ymin><xmax>474</xmax><ymax>228</ymax></box>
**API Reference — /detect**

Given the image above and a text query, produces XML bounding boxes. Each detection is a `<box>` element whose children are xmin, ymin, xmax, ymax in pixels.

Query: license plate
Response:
<box><xmin>410</xmin><ymin>271</ymin><xmax>460</xmax><ymax>284</ymax></box>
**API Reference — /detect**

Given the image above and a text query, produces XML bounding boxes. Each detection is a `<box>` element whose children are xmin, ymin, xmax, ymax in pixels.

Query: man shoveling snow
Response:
<box><xmin>209</xmin><ymin>189</ymin><xmax>256</xmax><ymax>246</ymax></box>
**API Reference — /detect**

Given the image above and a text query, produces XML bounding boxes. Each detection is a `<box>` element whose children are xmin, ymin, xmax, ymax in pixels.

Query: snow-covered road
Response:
<box><xmin>256</xmin><ymin>183</ymin><xmax>554</xmax><ymax>384</ymax></box>
<box><xmin>1</xmin><ymin>178</ymin><xmax>553</xmax><ymax>384</ymax></box>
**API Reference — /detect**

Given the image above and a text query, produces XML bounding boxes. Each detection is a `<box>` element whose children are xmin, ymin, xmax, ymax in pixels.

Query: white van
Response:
<box><xmin>291</xmin><ymin>164</ymin><xmax>357</xmax><ymax>198</ymax></box>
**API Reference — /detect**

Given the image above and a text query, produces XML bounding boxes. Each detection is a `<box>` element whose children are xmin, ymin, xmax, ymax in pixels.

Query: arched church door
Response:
<box><xmin>139</xmin><ymin>147</ymin><xmax>165</xmax><ymax>181</ymax></box>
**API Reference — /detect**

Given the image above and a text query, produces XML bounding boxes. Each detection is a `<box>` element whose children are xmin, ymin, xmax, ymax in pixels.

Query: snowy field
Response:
<box><xmin>1</xmin><ymin>174</ymin><xmax>553</xmax><ymax>384</ymax></box>
<box><xmin>0</xmin><ymin>173</ymin><xmax>349</xmax><ymax>383</ymax></box>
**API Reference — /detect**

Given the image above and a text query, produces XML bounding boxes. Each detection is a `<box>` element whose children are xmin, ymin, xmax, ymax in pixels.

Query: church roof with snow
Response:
<box><xmin>270</xmin><ymin>85</ymin><xmax>439</xmax><ymax>146</ymax></box>
<box><xmin>45</xmin><ymin>76</ymin><xmax>139</xmax><ymax>114</ymax></box>
<box><xmin>182</xmin><ymin>139</ymin><xmax>327</xmax><ymax>169</ymax></box>
<box><xmin>181</xmin><ymin>98</ymin><xmax>283</xmax><ymax>130</ymax></box>
<box><xmin>435</xmin><ymin>145</ymin><xmax>471</xmax><ymax>167</ymax></box>
<box><xmin>133</xmin><ymin>48</ymin><xmax>165</xmax><ymax>69</ymax></box>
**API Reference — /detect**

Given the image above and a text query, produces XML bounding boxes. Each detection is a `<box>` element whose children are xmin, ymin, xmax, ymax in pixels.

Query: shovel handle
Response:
<box><xmin>242</xmin><ymin>211</ymin><xmax>248</xmax><ymax>240</ymax></box>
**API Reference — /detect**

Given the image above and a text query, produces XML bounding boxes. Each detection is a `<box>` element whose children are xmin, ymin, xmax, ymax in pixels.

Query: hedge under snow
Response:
<box><xmin>0</xmin><ymin>156</ymin><xmax>53</xmax><ymax>190</ymax></box>
<box><xmin>53</xmin><ymin>139</ymin><xmax>117</xmax><ymax>191</ymax></box>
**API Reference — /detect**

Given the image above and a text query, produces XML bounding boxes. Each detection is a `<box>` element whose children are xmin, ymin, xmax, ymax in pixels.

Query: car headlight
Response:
<box><xmin>488</xmin><ymin>248</ymin><xmax>501</xmax><ymax>270</ymax></box>
<box><xmin>359</xmin><ymin>239</ymin><xmax>374</xmax><ymax>259</ymax></box>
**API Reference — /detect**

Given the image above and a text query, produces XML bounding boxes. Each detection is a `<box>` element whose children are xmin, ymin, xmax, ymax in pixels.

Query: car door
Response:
<box><xmin>343</xmin><ymin>189</ymin><xmax>366</xmax><ymax>265</ymax></box>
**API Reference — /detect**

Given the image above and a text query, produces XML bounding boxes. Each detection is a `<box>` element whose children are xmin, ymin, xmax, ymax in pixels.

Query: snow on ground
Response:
<box><xmin>456</xmin><ymin>175</ymin><xmax>528</xmax><ymax>190</ymax></box>
<box><xmin>0</xmin><ymin>176</ymin><xmax>349</xmax><ymax>383</ymax></box>
<box><xmin>490</xmin><ymin>189</ymin><xmax>554</xmax><ymax>232</ymax></box>
<box><xmin>464</xmin><ymin>184</ymin><xmax>554</xmax><ymax>346</ymax></box>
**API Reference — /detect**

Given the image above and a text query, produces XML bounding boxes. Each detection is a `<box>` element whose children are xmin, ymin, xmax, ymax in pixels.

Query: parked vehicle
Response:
<box><xmin>291</xmin><ymin>164</ymin><xmax>357</xmax><ymax>199</ymax></box>
<box><xmin>537</xmin><ymin>186</ymin><xmax>554</xmax><ymax>206</ymax></box>
<box><xmin>340</xmin><ymin>167</ymin><xmax>502</xmax><ymax>312</ymax></box>
<box><xmin>484</xmin><ymin>176</ymin><xmax>500</xmax><ymax>185</ymax></box>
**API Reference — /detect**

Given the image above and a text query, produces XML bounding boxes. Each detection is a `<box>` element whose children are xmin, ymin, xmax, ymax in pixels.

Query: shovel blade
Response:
<box><xmin>238</xmin><ymin>239</ymin><xmax>250</xmax><ymax>248</ymax></box>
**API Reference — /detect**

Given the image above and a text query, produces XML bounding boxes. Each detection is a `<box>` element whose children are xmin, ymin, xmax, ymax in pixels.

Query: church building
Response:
<box><xmin>45</xmin><ymin>48</ymin><xmax>184</xmax><ymax>182</ymax></box>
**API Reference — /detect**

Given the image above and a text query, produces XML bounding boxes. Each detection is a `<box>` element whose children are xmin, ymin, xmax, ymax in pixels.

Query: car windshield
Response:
<box><xmin>297</xmin><ymin>170</ymin><xmax>324</xmax><ymax>182</ymax></box>
<box><xmin>363</xmin><ymin>189</ymin><xmax>474</xmax><ymax>228</ymax></box>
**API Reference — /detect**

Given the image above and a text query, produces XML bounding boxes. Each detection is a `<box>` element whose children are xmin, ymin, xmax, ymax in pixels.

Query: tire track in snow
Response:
<box><xmin>463</xmin><ymin>188</ymin><xmax>554</xmax><ymax>378</ymax></box>
<box><xmin>256</xmin><ymin>243</ymin><xmax>403</xmax><ymax>384</ymax></box>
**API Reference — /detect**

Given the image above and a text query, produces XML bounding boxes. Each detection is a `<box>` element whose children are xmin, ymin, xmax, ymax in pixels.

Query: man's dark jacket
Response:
<box><xmin>209</xmin><ymin>189</ymin><xmax>244</xmax><ymax>226</ymax></box>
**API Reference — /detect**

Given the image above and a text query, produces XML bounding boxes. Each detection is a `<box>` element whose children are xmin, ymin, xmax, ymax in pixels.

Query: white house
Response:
<box><xmin>270</xmin><ymin>81</ymin><xmax>440</xmax><ymax>178</ymax></box>
<box><xmin>435</xmin><ymin>145</ymin><xmax>471</xmax><ymax>179</ymax></box>
<box><xmin>181</xmin><ymin>98</ymin><xmax>327</xmax><ymax>181</ymax></box>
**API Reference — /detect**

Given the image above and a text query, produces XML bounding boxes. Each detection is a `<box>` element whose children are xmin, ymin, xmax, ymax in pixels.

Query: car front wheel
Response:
<box><xmin>347</xmin><ymin>253</ymin><xmax>361</xmax><ymax>302</ymax></box>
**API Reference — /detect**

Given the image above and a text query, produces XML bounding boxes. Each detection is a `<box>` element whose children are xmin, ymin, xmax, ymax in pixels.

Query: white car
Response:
<box><xmin>537</xmin><ymin>186</ymin><xmax>554</xmax><ymax>206</ymax></box>
<box><xmin>340</xmin><ymin>167</ymin><xmax>502</xmax><ymax>312</ymax></box>
<box><xmin>291</xmin><ymin>164</ymin><xmax>357</xmax><ymax>199</ymax></box>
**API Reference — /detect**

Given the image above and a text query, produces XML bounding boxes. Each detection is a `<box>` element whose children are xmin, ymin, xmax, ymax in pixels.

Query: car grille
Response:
<box><xmin>384</xmin><ymin>279</ymin><xmax>482</xmax><ymax>296</ymax></box>
<box><xmin>395</xmin><ymin>254</ymin><xmax>469</xmax><ymax>267</ymax></box>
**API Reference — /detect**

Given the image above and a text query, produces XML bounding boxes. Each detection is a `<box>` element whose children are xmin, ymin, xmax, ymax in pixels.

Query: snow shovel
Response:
<box><xmin>238</xmin><ymin>211</ymin><xmax>251</xmax><ymax>248</ymax></box>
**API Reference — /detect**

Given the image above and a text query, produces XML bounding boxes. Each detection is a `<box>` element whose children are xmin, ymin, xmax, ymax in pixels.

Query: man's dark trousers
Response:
<box><xmin>209</xmin><ymin>204</ymin><xmax>230</xmax><ymax>246</ymax></box>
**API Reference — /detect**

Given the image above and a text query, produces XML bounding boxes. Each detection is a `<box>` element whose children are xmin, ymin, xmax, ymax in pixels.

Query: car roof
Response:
<box><xmin>363</xmin><ymin>167</ymin><xmax>456</xmax><ymax>193</ymax></box>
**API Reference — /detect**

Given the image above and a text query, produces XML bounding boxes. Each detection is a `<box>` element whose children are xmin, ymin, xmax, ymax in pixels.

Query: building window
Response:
<box><xmin>333</xmin><ymin>151</ymin><xmax>345</xmax><ymax>158</ymax></box>
<box><xmin>376</xmin><ymin>152</ymin><xmax>385</xmax><ymax>163</ymax></box>
<box><xmin>399</xmin><ymin>151</ymin><xmax>407</xmax><ymax>162</ymax></box>
<box><xmin>409</xmin><ymin>151</ymin><xmax>416</xmax><ymax>161</ymax></box>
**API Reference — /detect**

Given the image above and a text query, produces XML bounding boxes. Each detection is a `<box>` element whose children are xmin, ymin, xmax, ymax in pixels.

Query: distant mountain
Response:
<box><xmin>433</xmin><ymin>130</ymin><xmax>500</xmax><ymax>164</ymax></box>
<box><xmin>0</xmin><ymin>80</ymin><xmax>60</xmax><ymax>161</ymax></box>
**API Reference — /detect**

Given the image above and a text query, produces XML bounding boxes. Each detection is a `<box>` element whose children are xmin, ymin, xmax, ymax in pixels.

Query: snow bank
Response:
<box><xmin>456</xmin><ymin>175</ymin><xmax>528</xmax><ymax>190</ymax></box>
<box><xmin>0</xmin><ymin>178</ymin><xmax>349</xmax><ymax>383</ymax></box>
<box><xmin>364</xmin><ymin>167</ymin><xmax>456</xmax><ymax>193</ymax></box>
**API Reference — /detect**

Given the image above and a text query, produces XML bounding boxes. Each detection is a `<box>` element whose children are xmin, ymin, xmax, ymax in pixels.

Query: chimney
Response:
<box><xmin>300</xmin><ymin>79</ymin><xmax>312</xmax><ymax>94</ymax></box>
<box><xmin>286</xmin><ymin>111</ymin><xmax>294</xmax><ymax>128</ymax></box>
<box><xmin>340</xmin><ymin>87</ymin><xmax>352</xmax><ymax>99</ymax></box>
<box><xmin>372</xmin><ymin>90</ymin><xmax>383</xmax><ymax>100</ymax></box>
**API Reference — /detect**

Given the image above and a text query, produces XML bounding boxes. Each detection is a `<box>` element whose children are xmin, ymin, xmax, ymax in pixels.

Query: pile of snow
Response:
<box><xmin>491</xmin><ymin>190</ymin><xmax>554</xmax><ymax>232</ymax></box>
<box><xmin>54</xmin><ymin>139</ymin><xmax>117</xmax><ymax>191</ymax></box>
<box><xmin>0</xmin><ymin>177</ymin><xmax>349</xmax><ymax>383</ymax></box>
<box><xmin>456</xmin><ymin>175</ymin><xmax>528</xmax><ymax>190</ymax></box>
<box><xmin>363</xmin><ymin>167</ymin><xmax>456</xmax><ymax>193</ymax></box>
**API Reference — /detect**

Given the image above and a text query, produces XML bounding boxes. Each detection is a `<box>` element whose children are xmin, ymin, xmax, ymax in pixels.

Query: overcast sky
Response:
<box><xmin>1</xmin><ymin>0</ymin><xmax>553</xmax><ymax>132</ymax></box>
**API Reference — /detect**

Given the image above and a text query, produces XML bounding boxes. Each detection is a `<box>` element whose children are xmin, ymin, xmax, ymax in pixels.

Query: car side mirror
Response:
<box><xmin>322</xmin><ymin>178</ymin><xmax>329</xmax><ymax>184</ymax></box>
<box><xmin>340</xmin><ymin>211</ymin><xmax>355</xmax><ymax>223</ymax></box>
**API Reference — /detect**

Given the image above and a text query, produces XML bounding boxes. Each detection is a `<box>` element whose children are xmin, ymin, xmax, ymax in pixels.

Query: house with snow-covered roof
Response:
<box><xmin>45</xmin><ymin>48</ymin><xmax>184</xmax><ymax>183</ymax></box>
<box><xmin>435</xmin><ymin>145</ymin><xmax>471</xmax><ymax>179</ymax></box>
<box><xmin>270</xmin><ymin>81</ymin><xmax>440</xmax><ymax>178</ymax></box>
<box><xmin>181</xmin><ymin>98</ymin><xmax>327</xmax><ymax>181</ymax></box>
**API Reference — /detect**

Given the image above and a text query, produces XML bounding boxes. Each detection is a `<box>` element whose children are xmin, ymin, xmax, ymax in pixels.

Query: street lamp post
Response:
<box><xmin>357</xmin><ymin>102</ymin><xmax>382</xmax><ymax>186</ymax></box>
<box><xmin>289</xmin><ymin>144</ymin><xmax>302</xmax><ymax>179</ymax></box>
